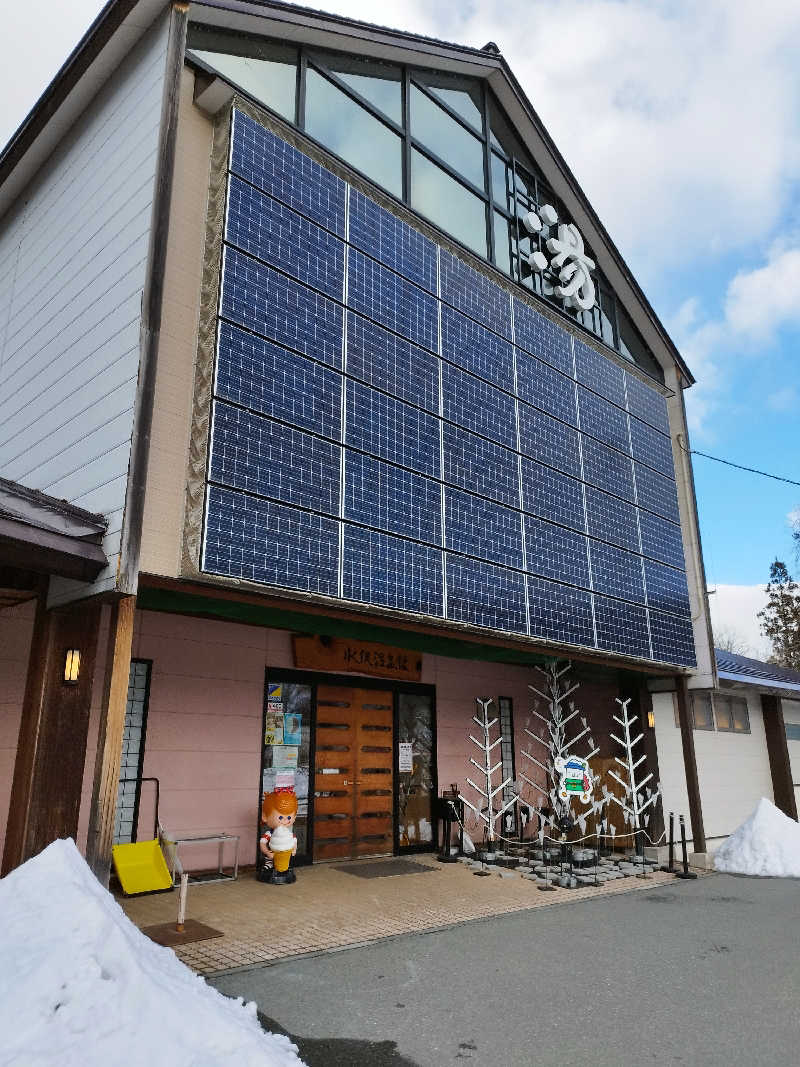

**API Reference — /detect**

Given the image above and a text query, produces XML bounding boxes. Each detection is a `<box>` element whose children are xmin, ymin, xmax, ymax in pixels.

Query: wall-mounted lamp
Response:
<box><xmin>64</xmin><ymin>649</ymin><xmax>81</xmax><ymax>684</ymax></box>
<box><xmin>647</xmin><ymin>710</ymin><xmax>655</xmax><ymax>729</ymax></box>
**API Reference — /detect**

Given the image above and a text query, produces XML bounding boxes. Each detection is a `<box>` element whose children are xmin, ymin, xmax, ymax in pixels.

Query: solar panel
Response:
<box><xmin>345</xmin><ymin>380</ymin><xmax>440</xmax><ymax>477</ymax></box>
<box><xmin>343</xmin><ymin>451</ymin><xmax>441</xmax><ymax>544</ymax></box>
<box><xmin>588</xmin><ymin>539</ymin><xmax>645</xmax><ymax>604</ymax></box>
<box><xmin>348</xmin><ymin>190</ymin><xmax>437</xmax><ymax>294</ymax></box>
<box><xmin>518</xmin><ymin>404</ymin><xmax>581</xmax><ymax>478</ymax></box>
<box><xmin>343</xmin><ymin>526</ymin><xmax>444</xmax><ymax>615</ymax></box>
<box><xmin>593</xmin><ymin>594</ymin><xmax>651</xmax><ymax>658</ymax></box>
<box><xmin>625</xmin><ymin>372</ymin><xmax>670</xmax><ymax>435</ymax></box>
<box><xmin>577</xmin><ymin>385</ymin><xmax>630</xmax><ymax>453</ymax></box>
<box><xmin>445</xmin><ymin>488</ymin><xmax>524</xmax><ymax>569</ymax></box>
<box><xmin>644</xmin><ymin>559</ymin><xmax>691</xmax><ymax>616</ymax></box>
<box><xmin>230</xmin><ymin>111</ymin><xmax>346</xmax><ymax>236</ymax></box>
<box><xmin>209</xmin><ymin>402</ymin><xmax>340</xmax><ymax>516</ymax></box>
<box><xmin>445</xmin><ymin>556</ymin><xmax>527</xmax><ymax>633</ymax></box>
<box><xmin>200</xmin><ymin>113</ymin><xmax>697</xmax><ymax>666</ymax></box>
<box><xmin>226</xmin><ymin>176</ymin><xmax>345</xmax><ymax>299</ymax></box>
<box><xmin>440</xmin><ymin>249</ymin><xmax>512</xmax><ymax>339</ymax></box>
<box><xmin>527</xmin><ymin>575</ymin><xmax>595</xmax><ymax>647</ymax></box>
<box><xmin>221</xmin><ymin>247</ymin><xmax>343</xmax><ymax>367</ymax></box>
<box><xmin>443</xmin><ymin>423</ymin><xmax>519</xmax><ymax>508</ymax></box>
<box><xmin>348</xmin><ymin>248</ymin><xmax>438</xmax><ymax>353</ymax></box>
<box><xmin>524</xmin><ymin>516</ymin><xmax>590</xmax><ymax>588</ymax></box>
<box><xmin>513</xmin><ymin>299</ymin><xmax>573</xmax><ymax>376</ymax></box>
<box><xmin>629</xmin><ymin>415</ymin><xmax>675</xmax><ymax>477</ymax></box>
<box><xmin>346</xmin><ymin>312</ymin><xmax>439</xmax><ymax>414</ymax></box>
<box><xmin>580</xmin><ymin>435</ymin><xmax>636</xmax><ymax>502</ymax></box>
<box><xmin>441</xmin><ymin>305</ymin><xmax>514</xmax><ymax>391</ymax></box>
<box><xmin>634</xmin><ymin>461</ymin><xmax>680</xmax><ymax>523</ymax></box>
<box><xmin>521</xmin><ymin>458</ymin><xmax>586</xmax><ymax>533</ymax></box>
<box><xmin>574</xmin><ymin>339</ymin><xmax>625</xmax><ymax>407</ymax></box>
<box><xmin>216</xmin><ymin>322</ymin><xmax>342</xmax><ymax>440</ymax></box>
<box><xmin>204</xmin><ymin>486</ymin><xmax>339</xmax><ymax>594</ymax></box>
<box><xmin>515</xmin><ymin>349</ymin><xmax>578</xmax><ymax>425</ymax></box>
<box><xmin>583</xmin><ymin>485</ymin><xmax>640</xmax><ymax>552</ymax></box>
<box><xmin>648</xmin><ymin>609</ymin><xmax>696</xmax><ymax>667</ymax></box>
<box><xmin>441</xmin><ymin>364</ymin><xmax>516</xmax><ymax>448</ymax></box>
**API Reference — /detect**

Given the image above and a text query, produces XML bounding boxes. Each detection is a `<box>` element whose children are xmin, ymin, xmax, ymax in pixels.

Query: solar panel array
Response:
<box><xmin>202</xmin><ymin>110</ymin><xmax>696</xmax><ymax>667</ymax></box>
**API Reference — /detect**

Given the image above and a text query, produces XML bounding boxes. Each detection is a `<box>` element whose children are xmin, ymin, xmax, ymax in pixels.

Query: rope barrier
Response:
<box><xmin>446</xmin><ymin>800</ymin><xmax>667</xmax><ymax>850</ymax></box>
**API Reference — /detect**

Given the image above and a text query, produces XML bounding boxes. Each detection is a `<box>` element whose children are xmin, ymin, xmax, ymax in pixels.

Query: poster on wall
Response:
<box><xmin>283</xmin><ymin>712</ymin><xmax>302</xmax><ymax>746</ymax></box>
<box><xmin>274</xmin><ymin>745</ymin><xmax>299</xmax><ymax>770</ymax></box>
<box><xmin>264</xmin><ymin>706</ymin><xmax>284</xmax><ymax>745</ymax></box>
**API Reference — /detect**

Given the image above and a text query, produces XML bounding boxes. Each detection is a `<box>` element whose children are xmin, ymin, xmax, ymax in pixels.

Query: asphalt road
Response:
<box><xmin>212</xmin><ymin>873</ymin><xmax>800</xmax><ymax>1066</ymax></box>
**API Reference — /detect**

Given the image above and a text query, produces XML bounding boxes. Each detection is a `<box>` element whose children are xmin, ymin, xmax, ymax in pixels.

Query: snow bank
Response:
<box><xmin>714</xmin><ymin>797</ymin><xmax>800</xmax><ymax>878</ymax></box>
<box><xmin>0</xmin><ymin>839</ymin><xmax>305</xmax><ymax>1066</ymax></box>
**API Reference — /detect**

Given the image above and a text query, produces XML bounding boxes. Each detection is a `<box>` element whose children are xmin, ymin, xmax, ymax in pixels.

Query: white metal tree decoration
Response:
<box><xmin>604</xmin><ymin>697</ymin><xmax>661</xmax><ymax>849</ymax></box>
<box><xmin>520</xmin><ymin>660</ymin><xmax>603</xmax><ymax>834</ymax></box>
<box><xmin>458</xmin><ymin>698</ymin><xmax>518</xmax><ymax>846</ymax></box>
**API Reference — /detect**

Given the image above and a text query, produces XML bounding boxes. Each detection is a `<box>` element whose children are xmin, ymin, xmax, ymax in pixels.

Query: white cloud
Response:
<box><xmin>708</xmin><ymin>584</ymin><xmax>771</xmax><ymax>660</ymax></box>
<box><xmin>725</xmin><ymin>247</ymin><xmax>800</xmax><ymax>340</ymax></box>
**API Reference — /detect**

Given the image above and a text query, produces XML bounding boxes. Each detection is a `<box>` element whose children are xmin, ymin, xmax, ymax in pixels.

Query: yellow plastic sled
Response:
<box><xmin>112</xmin><ymin>838</ymin><xmax>172</xmax><ymax>895</ymax></box>
<box><xmin>112</xmin><ymin>777</ymin><xmax>173</xmax><ymax>895</ymax></box>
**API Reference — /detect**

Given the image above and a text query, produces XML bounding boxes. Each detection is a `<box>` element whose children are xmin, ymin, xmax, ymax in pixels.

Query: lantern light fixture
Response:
<box><xmin>64</xmin><ymin>649</ymin><xmax>81</xmax><ymax>684</ymax></box>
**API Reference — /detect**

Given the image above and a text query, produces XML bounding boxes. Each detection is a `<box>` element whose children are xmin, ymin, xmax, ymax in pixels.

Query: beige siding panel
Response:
<box><xmin>0</xmin><ymin>14</ymin><xmax>170</xmax><ymax>604</ymax></box>
<box><xmin>654</xmin><ymin>689</ymin><xmax>774</xmax><ymax>847</ymax></box>
<box><xmin>139</xmin><ymin>67</ymin><xmax>215</xmax><ymax>578</ymax></box>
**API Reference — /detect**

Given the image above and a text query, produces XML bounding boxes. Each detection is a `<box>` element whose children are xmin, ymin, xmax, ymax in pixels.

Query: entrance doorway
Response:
<box><xmin>313</xmin><ymin>684</ymin><xmax>393</xmax><ymax>861</ymax></box>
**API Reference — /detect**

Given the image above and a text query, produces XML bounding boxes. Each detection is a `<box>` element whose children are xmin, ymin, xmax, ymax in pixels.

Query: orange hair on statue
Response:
<box><xmin>262</xmin><ymin>788</ymin><xmax>298</xmax><ymax>821</ymax></box>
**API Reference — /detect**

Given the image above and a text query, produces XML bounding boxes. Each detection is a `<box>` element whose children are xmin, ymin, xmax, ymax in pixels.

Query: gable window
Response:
<box><xmin>186</xmin><ymin>25</ymin><xmax>664</xmax><ymax>380</ymax></box>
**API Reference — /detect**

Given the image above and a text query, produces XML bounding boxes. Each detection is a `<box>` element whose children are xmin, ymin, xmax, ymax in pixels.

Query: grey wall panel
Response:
<box><xmin>0</xmin><ymin>15</ymin><xmax>169</xmax><ymax>603</ymax></box>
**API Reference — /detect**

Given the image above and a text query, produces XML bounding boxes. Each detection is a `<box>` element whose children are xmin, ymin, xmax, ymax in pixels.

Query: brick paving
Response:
<box><xmin>120</xmin><ymin>855</ymin><xmax>700</xmax><ymax>976</ymax></box>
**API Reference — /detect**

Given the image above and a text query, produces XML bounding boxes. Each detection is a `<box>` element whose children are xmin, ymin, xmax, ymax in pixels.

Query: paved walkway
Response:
<box><xmin>121</xmin><ymin>854</ymin><xmax>683</xmax><ymax>976</ymax></box>
<box><xmin>212</xmin><ymin>872</ymin><xmax>800</xmax><ymax>1067</ymax></box>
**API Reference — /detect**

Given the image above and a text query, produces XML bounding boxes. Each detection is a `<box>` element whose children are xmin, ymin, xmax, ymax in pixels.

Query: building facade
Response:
<box><xmin>5</xmin><ymin>0</ymin><xmax>781</xmax><ymax>881</ymax></box>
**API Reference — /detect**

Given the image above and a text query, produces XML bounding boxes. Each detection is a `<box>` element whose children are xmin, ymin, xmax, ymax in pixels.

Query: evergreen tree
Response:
<box><xmin>758</xmin><ymin>560</ymin><xmax>800</xmax><ymax>669</ymax></box>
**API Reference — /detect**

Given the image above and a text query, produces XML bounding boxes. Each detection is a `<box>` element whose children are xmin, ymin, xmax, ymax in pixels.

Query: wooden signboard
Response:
<box><xmin>292</xmin><ymin>635</ymin><xmax>422</xmax><ymax>681</ymax></box>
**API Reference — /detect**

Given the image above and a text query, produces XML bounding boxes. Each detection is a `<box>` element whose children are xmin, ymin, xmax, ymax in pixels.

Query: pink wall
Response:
<box><xmin>3</xmin><ymin>601</ymin><xmax>626</xmax><ymax>870</ymax></box>
<box><xmin>128</xmin><ymin>610</ymin><xmax>572</xmax><ymax>865</ymax></box>
<box><xmin>131</xmin><ymin>610</ymin><xmax>294</xmax><ymax>868</ymax></box>
<box><xmin>0</xmin><ymin>600</ymin><xmax>35</xmax><ymax>860</ymax></box>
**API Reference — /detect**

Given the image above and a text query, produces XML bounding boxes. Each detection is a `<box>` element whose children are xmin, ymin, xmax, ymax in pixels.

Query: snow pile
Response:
<box><xmin>715</xmin><ymin>797</ymin><xmax>800</xmax><ymax>878</ymax></box>
<box><xmin>0</xmin><ymin>839</ymin><xmax>305</xmax><ymax>1066</ymax></box>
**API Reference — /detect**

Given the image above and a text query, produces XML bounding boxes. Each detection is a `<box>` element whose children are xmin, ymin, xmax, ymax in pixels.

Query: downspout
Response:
<box><xmin>117</xmin><ymin>0</ymin><xmax>190</xmax><ymax>593</ymax></box>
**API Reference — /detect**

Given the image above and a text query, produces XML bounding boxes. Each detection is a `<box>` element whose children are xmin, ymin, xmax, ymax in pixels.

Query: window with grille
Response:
<box><xmin>113</xmin><ymin>659</ymin><xmax>152</xmax><ymax>845</ymax></box>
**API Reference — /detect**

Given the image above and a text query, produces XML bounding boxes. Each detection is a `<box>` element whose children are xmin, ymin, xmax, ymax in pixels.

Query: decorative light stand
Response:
<box><xmin>458</xmin><ymin>698</ymin><xmax>519</xmax><ymax>876</ymax></box>
<box><xmin>519</xmin><ymin>660</ymin><xmax>603</xmax><ymax>889</ymax></box>
<box><xmin>606</xmin><ymin>698</ymin><xmax>661</xmax><ymax>878</ymax></box>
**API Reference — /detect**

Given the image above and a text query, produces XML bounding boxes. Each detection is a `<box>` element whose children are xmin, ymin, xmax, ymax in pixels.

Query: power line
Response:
<box><xmin>678</xmin><ymin>438</ymin><xmax>800</xmax><ymax>489</ymax></box>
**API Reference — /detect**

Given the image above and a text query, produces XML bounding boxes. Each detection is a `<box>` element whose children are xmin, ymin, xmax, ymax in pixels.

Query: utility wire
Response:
<box><xmin>677</xmin><ymin>436</ymin><xmax>800</xmax><ymax>489</ymax></box>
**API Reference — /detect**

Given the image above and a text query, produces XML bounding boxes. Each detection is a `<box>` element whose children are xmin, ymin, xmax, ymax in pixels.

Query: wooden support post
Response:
<box><xmin>86</xmin><ymin>595</ymin><xmax>137</xmax><ymax>885</ymax></box>
<box><xmin>761</xmin><ymin>694</ymin><xmax>798</xmax><ymax>821</ymax></box>
<box><xmin>675</xmin><ymin>675</ymin><xmax>706</xmax><ymax>853</ymax></box>
<box><xmin>2</xmin><ymin>595</ymin><xmax>101</xmax><ymax>874</ymax></box>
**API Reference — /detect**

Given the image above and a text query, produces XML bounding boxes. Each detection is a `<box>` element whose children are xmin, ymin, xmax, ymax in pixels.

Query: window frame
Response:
<box><xmin>673</xmin><ymin>690</ymin><xmax>751</xmax><ymax>734</ymax></box>
<box><xmin>185</xmin><ymin>26</ymin><xmax>663</xmax><ymax>378</ymax></box>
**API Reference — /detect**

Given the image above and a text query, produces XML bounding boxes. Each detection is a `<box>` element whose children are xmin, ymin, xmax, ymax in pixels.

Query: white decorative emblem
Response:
<box><xmin>523</xmin><ymin>205</ymin><xmax>596</xmax><ymax>312</ymax></box>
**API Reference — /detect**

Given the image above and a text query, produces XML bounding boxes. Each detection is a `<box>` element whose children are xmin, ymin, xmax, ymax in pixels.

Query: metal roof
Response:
<box><xmin>715</xmin><ymin>648</ymin><xmax>800</xmax><ymax>694</ymax></box>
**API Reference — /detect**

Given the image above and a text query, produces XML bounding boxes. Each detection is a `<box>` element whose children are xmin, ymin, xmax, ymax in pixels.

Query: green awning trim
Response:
<box><xmin>137</xmin><ymin>586</ymin><xmax>555</xmax><ymax>668</ymax></box>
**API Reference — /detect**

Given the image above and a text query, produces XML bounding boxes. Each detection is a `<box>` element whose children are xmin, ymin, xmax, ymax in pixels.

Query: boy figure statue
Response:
<box><xmin>258</xmin><ymin>786</ymin><xmax>298</xmax><ymax>885</ymax></box>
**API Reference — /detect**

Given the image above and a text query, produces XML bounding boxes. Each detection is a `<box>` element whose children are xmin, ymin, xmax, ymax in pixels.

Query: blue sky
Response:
<box><xmin>2</xmin><ymin>0</ymin><xmax>798</xmax><ymax>647</ymax></box>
